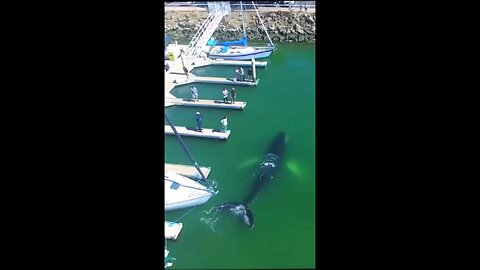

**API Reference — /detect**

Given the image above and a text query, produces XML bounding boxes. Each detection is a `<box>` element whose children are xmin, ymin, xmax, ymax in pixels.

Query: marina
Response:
<box><xmin>164</xmin><ymin>1</ymin><xmax>315</xmax><ymax>269</ymax></box>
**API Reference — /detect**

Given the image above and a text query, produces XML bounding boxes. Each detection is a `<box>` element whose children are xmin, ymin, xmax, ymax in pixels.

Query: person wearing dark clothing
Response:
<box><xmin>230</xmin><ymin>88</ymin><xmax>236</xmax><ymax>104</ymax></box>
<box><xmin>247</xmin><ymin>67</ymin><xmax>253</xmax><ymax>81</ymax></box>
<box><xmin>183</xmin><ymin>66</ymin><xmax>189</xmax><ymax>79</ymax></box>
<box><xmin>239</xmin><ymin>67</ymin><xmax>244</xmax><ymax>81</ymax></box>
<box><xmin>178</xmin><ymin>48</ymin><xmax>188</xmax><ymax>79</ymax></box>
<box><xmin>195</xmin><ymin>112</ymin><xmax>203</xmax><ymax>132</ymax></box>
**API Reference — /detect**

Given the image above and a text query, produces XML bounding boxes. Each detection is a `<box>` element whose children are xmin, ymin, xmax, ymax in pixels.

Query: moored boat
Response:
<box><xmin>165</xmin><ymin>171</ymin><xmax>215</xmax><ymax>211</ymax></box>
<box><xmin>207</xmin><ymin>44</ymin><xmax>274</xmax><ymax>60</ymax></box>
<box><xmin>206</xmin><ymin>1</ymin><xmax>276</xmax><ymax>60</ymax></box>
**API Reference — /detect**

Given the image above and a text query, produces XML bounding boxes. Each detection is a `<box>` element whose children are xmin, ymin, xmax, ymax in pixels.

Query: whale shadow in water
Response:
<box><xmin>207</xmin><ymin>132</ymin><xmax>286</xmax><ymax>230</ymax></box>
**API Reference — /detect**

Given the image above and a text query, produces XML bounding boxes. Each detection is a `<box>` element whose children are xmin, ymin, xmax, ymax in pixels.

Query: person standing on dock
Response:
<box><xmin>230</xmin><ymin>87</ymin><xmax>236</xmax><ymax>104</ymax></box>
<box><xmin>190</xmin><ymin>86</ymin><xmax>199</xmax><ymax>102</ymax></box>
<box><xmin>220</xmin><ymin>116</ymin><xmax>228</xmax><ymax>133</ymax></box>
<box><xmin>183</xmin><ymin>66</ymin><xmax>189</xmax><ymax>80</ymax></box>
<box><xmin>239</xmin><ymin>67</ymin><xmax>245</xmax><ymax>82</ymax></box>
<box><xmin>222</xmin><ymin>88</ymin><xmax>229</xmax><ymax>103</ymax></box>
<box><xmin>195</xmin><ymin>112</ymin><xmax>203</xmax><ymax>132</ymax></box>
<box><xmin>234</xmin><ymin>67</ymin><xmax>241</xmax><ymax>82</ymax></box>
<box><xmin>178</xmin><ymin>48</ymin><xmax>189</xmax><ymax>79</ymax></box>
<box><xmin>247</xmin><ymin>67</ymin><xmax>253</xmax><ymax>82</ymax></box>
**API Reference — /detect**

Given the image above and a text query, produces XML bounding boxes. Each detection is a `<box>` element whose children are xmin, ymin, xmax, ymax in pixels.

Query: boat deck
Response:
<box><xmin>165</xmin><ymin>221</ymin><xmax>183</xmax><ymax>240</ymax></box>
<box><xmin>165</xmin><ymin>163</ymin><xmax>211</xmax><ymax>179</ymax></box>
<box><xmin>165</xmin><ymin>97</ymin><xmax>246</xmax><ymax>110</ymax></box>
<box><xmin>165</xmin><ymin>125</ymin><xmax>231</xmax><ymax>140</ymax></box>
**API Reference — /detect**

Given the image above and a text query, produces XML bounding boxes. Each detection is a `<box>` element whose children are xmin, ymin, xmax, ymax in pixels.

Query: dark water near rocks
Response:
<box><xmin>165</xmin><ymin>43</ymin><xmax>315</xmax><ymax>269</ymax></box>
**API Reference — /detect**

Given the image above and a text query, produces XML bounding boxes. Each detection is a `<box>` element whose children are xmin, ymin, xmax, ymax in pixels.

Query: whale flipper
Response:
<box><xmin>238</xmin><ymin>158</ymin><xmax>261</xmax><ymax>169</ymax></box>
<box><xmin>286</xmin><ymin>160</ymin><xmax>303</xmax><ymax>178</ymax></box>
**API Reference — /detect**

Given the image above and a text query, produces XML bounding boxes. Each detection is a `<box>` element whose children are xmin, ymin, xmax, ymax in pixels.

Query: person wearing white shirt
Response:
<box><xmin>222</xmin><ymin>88</ymin><xmax>229</xmax><ymax>103</ymax></box>
<box><xmin>190</xmin><ymin>86</ymin><xmax>199</xmax><ymax>102</ymax></box>
<box><xmin>220</xmin><ymin>116</ymin><xmax>228</xmax><ymax>133</ymax></box>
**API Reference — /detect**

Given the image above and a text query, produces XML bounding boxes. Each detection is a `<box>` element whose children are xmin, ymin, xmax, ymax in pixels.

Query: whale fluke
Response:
<box><xmin>210</xmin><ymin>202</ymin><xmax>255</xmax><ymax>229</ymax></box>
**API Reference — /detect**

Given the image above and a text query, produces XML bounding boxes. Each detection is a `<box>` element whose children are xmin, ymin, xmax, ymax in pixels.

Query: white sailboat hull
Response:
<box><xmin>165</xmin><ymin>171</ymin><xmax>214</xmax><ymax>211</ymax></box>
<box><xmin>208</xmin><ymin>47</ymin><xmax>274</xmax><ymax>60</ymax></box>
<box><xmin>165</xmin><ymin>194</ymin><xmax>213</xmax><ymax>211</ymax></box>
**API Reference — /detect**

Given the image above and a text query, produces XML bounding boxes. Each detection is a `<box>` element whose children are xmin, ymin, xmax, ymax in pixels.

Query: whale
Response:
<box><xmin>209</xmin><ymin>132</ymin><xmax>286</xmax><ymax>230</ymax></box>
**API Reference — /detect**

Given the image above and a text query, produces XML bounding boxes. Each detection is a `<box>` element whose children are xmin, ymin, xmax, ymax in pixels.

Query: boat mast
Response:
<box><xmin>251</xmin><ymin>1</ymin><xmax>275</xmax><ymax>48</ymax></box>
<box><xmin>240</xmin><ymin>1</ymin><xmax>246</xmax><ymax>38</ymax></box>
<box><xmin>164</xmin><ymin>114</ymin><xmax>213</xmax><ymax>190</ymax></box>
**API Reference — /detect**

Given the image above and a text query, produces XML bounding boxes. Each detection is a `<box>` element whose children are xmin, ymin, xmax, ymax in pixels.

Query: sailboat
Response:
<box><xmin>207</xmin><ymin>1</ymin><xmax>276</xmax><ymax>60</ymax></box>
<box><xmin>165</xmin><ymin>171</ymin><xmax>216</xmax><ymax>211</ymax></box>
<box><xmin>164</xmin><ymin>114</ymin><xmax>218</xmax><ymax>211</ymax></box>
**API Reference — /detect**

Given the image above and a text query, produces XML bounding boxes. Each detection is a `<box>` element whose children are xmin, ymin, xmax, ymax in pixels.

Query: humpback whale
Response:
<box><xmin>209</xmin><ymin>132</ymin><xmax>286</xmax><ymax>230</ymax></box>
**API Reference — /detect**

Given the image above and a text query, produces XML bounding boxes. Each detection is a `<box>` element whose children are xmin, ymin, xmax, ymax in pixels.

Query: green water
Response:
<box><xmin>165</xmin><ymin>43</ymin><xmax>315</xmax><ymax>269</ymax></box>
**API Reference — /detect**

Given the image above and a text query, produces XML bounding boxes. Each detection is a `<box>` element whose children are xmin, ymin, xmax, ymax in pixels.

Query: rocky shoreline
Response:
<box><xmin>165</xmin><ymin>10</ymin><xmax>315</xmax><ymax>44</ymax></box>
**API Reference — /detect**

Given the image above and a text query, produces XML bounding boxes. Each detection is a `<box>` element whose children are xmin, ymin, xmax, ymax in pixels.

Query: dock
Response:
<box><xmin>165</xmin><ymin>125</ymin><xmax>231</xmax><ymax>140</ymax></box>
<box><xmin>165</xmin><ymin>221</ymin><xmax>183</xmax><ymax>240</ymax></box>
<box><xmin>189</xmin><ymin>74</ymin><xmax>258</xmax><ymax>86</ymax></box>
<box><xmin>165</xmin><ymin>97</ymin><xmax>246</xmax><ymax>110</ymax></box>
<box><xmin>165</xmin><ymin>46</ymin><xmax>262</xmax><ymax>103</ymax></box>
<box><xmin>165</xmin><ymin>163</ymin><xmax>211</xmax><ymax>180</ymax></box>
<box><xmin>192</xmin><ymin>58</ymin><xmax>268</xmax><ymax>68</ymax></box>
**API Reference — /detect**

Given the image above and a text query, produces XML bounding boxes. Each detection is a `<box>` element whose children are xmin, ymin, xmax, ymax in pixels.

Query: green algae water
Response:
<box><xmin>165</xmin><ymin>43</ymin><xmax>315</xmax><ymax>269</ymax></box>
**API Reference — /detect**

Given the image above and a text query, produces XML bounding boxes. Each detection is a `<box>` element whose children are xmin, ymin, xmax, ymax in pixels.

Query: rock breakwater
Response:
<box><xmin>165</xmin><ymin>10</ymin><xmax>315</xmax><ymax>43</ymax></box>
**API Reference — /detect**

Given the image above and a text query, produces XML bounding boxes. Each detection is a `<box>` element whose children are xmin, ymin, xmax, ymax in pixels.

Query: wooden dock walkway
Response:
<box><xmin>165</xmin><ymin>97</ymin><xmax>246</xmax><ymax>110</ymax></box>
<box><xmin>165</xmin><ymin>163</ymin><xmax>211</xmax><ymax>179</ymax></box>
<box><xmin>165</xmin><ymin>54</ymin><xmax>260</xmax><ymax>108</ymax></box>
<box><xmin>190</xmin><ymin>74</ymin><xmax>258</xmax><ymax>86</ymax></box>
<box><xmin>165</xmin><ymin>125</ymin><xmax>231</xmax><ymax>140</ymax></box>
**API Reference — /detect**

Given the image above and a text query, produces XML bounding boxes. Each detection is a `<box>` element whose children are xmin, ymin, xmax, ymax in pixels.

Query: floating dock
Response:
<box><xmin>165</xmin><ymin>163</ymin><xmax>211</xmax><ymax>180</ymax></box>
<box><xmin>165</xmin><ymin>125</ymin><xmax>231</xmax><ymax>140</ymax></box>
<box><xmin>192</xmin><ymin>58</ymin><xmax>267</xmax><ymax>68</ymax></box>
<box><xmin>165</xmin><ymin>97</ymin><xmax>246</xmax><ymax>110</ymax></box>
<box><xmin>165</xmin><ymin>248</ymin><xmax>174</xmax><ymax>268</ymax></box>
<box><xmin>165</xmin><ymin>221</ymin><xmax>183</xmax><ymax>240</ymax></box>
<box><xmin>189</xmin><ymin>74</ymin><xmax>258</xmax><ymax>86</ymax></box>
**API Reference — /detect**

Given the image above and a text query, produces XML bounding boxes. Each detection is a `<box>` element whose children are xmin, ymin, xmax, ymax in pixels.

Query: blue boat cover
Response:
<box><xmin>210</xmin><ymin>36</ymin><xmax>248</xmax><ymax>47</ymax></box>
<box><xmin>207</xmin><ymin>38</ymin><xmax>217</xmax><ymax>46</ymax></box>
